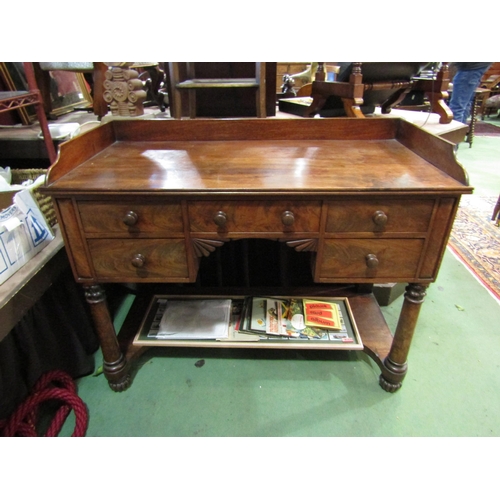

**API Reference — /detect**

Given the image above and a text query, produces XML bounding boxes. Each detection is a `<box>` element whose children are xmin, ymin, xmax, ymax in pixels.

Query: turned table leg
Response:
<box><xmin>380</xmin><ymin>283</ymin><xmax>428</xmax><ymax>392</ymax></box>
<box><xmin>84</xmin><ymin>284</ymin><xmax>131</xmax><ymax>392</ymax></box>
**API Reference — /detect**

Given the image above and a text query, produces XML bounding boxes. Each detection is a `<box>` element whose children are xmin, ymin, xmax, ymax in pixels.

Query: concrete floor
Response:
<box><xmin>51</xmin><ymin>117</ymin><xmax>500</xmax><ymax>438</ymax></box>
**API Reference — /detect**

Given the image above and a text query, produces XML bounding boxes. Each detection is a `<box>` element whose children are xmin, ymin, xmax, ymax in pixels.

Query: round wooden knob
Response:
<box><xmin>372</xmin><ymin>210</ymin><xmax>388</xmax><ymax>227</ymax></box>
<box><xmin>213</xmin><ymin>211</ymin><xmax>227</xmax><ymax>228</ymax></box>
<box><xmin>281</xmin><ymin>210</ymin><xmax>295</xmax><ymax>226</ymax></box>
<box><xmin>131</xmin><ymin>253</ymin><xmax>146</xmax><ymax>268</ymax></box>
<box><xmin>123</xmin><ymin>210</ymin><xmax>139</xmax><ymax>226</ymax></box>
<box><xmin>365</xmin><ymin>254</ymin><xmax>379</xmax><ymax>269</ymax></box>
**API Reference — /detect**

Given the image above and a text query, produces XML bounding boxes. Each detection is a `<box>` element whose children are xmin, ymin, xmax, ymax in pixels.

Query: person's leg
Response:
<box><xmin>449</xmin><ymin>68</ymin><xmax>488</xmax><ymax>123</ymax></box>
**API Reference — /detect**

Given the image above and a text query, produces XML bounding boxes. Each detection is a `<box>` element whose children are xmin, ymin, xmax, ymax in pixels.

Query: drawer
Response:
<box><xmin>188</xmin><ymin>201</ymin><xmax>321</xmax><ymax>233</ymax></box>
<box><xmin>87</xmin><ymin>239</ymin><xmax>189</xmax><ymax>280</ymax></box>
<box><xmin>78</xmin><ymin>202</ymin><xmax>184</xmax><ymax>234</ymax></box>
<box><xmin>325</xmin><ymin>199</ymin><xmax>434</xmax><ymax>233</ymax></box>
<box><xmin>319</xmin><ymin>239</ymin><xmax>424</xmax><ymax>280</ymax></box>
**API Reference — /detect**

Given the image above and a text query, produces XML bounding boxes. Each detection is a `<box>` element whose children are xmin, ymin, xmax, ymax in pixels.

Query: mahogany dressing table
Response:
<box><xmin>42</xmin><ymin>117</ymin><xmax>472</xmax><ymax>392</ymax></box>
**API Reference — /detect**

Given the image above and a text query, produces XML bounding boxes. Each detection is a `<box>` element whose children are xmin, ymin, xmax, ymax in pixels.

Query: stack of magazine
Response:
<box><xmin>233</xmin><ymin>296</ymin><xmax>354</xmax><ymax>342</ymax></box>
<box><xmin>134</xmin><ymin>296</ymin><xmax>362</xmax><ymax>347</ymax></box>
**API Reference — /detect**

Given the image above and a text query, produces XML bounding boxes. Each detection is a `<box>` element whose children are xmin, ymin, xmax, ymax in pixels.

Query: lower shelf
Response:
<box><xmin>132</xmin><ymin>295</ymin><xmax>364</xmax><ymax>350</ymax></box>
<box><xmin>117</xmin><ymin>287</ymin><xmax>394</xmax><ymax>373</ymax></box>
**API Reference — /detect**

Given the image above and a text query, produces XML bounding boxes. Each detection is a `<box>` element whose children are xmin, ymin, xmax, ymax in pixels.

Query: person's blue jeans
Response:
<box><xmin>449</xmin><ymin>68</ymin><xmax>488</xmax><ymax>123</ymax></box>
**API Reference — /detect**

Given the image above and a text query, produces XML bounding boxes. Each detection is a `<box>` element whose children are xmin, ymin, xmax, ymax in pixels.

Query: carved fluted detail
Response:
<box><xmin>283</xmin><ymin>238</ymin><xmax>318</xmax><ymax>252</ymax></box>
<box><xmin>192</xmin><ymin>238</ymin><xmax>228</xmax><ymax>257</ymax></box>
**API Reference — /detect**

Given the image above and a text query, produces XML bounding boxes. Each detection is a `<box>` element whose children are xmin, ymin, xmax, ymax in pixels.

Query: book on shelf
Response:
<box><xmin>133</xmin><ymin>295</ymin><xmax>362</xmax><ymax>349</ymax></box>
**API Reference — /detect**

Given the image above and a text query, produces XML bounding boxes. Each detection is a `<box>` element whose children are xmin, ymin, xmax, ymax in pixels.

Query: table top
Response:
<box><xmin>55</xmin><ymin>139</ymin><xmax>466</xmax><ymax>194</ymax></box>
<box><xmin>44</xmin><ymin>117</ymin><xmax>472</xmax><ymax>196</ymax></box>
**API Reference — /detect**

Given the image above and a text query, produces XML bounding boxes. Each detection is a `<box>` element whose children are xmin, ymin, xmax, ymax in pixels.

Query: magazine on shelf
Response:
<box><xmin>303</xmin><ymin>299</ymin><xmax>342</xmax><ymax>330</ymax></box>
<box><xmin>141</xmin><ymin>298</ymin><xmax>231</xmax><ymax>340</ymax></box>
<box><xmin>132</xmin><ymin>295</ymin><xmax>362</xmax><ymax>349</ymax></box>
<box><xmin>238</xmin><ymin>297</ymin><xmax>355</xmax><ymax>342</ymax></box>
<box><xmin>218</xmin><ymin>299</ymin><xmax>261</xmax><ymax>342</ymax></box>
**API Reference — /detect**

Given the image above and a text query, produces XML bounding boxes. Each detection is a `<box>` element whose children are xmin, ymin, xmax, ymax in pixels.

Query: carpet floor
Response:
<box><xmin>448</xmin><ymin>195</ymin><xmax>500</xmax><ymax>300</ymax></box>
<box><xmin>474</xmin><ymin>121</ymin><xmax>500</xmax><ymax>136</ymax></box>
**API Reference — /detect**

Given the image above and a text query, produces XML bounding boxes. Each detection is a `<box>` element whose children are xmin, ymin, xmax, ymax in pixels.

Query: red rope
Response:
<box><xmin>0</xmin><ymin>370</ymin><xmax>88</xmax><ymax>437</ymax></box>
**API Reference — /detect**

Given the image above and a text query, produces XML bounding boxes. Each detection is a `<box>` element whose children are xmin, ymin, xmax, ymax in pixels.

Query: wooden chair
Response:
<box><xmin>304</xmin><ymin>62</ymin><xmax>453</xmax><ymax>124</ymax></box>
<box><xmin>0</xmin><ymin>63</ymin><xmax>57</xmax><ymax>163</ymax></box>
<box><xmin>480</xmin><ymin>75</ymin><xmax>500</xmax><ymax>119</ymax></box>
<box><xmin>34</xmin><ymin>62</ymin><xmax>109</xmax><ymax>119</ymax></box>
<box><xmin>167</xmin><ymin>62</ymin><xmax>268</xmax><ymax>118</ymax></box>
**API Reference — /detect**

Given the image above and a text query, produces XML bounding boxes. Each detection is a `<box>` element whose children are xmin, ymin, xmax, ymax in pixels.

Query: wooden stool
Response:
<box><xmin>492</xmin><ymin>194</ymin><xmax>500</xmax><ymax>226</ymax></box>
<box><xmin>466</xmin><ymin>88</ymin><xmax>490</xmax><ymax>148</ymax></box>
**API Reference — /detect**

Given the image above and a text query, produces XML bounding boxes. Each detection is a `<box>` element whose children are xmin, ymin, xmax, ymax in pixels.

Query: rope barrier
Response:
<box><xmin>0</xmin><ymin>370</ymin><xmax>88</xmax><ymax>437</ymax></box>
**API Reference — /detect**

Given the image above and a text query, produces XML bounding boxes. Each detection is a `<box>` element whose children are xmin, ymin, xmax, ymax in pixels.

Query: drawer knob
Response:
<box><xmin>131</xmin><ymin>253</ymin><xmax>146</xmax><ymax>268</ymax></box>
<box><xmin>366</xmin><ymin>253</ymin><xmax>379</xmax><ymax>269</ymax></box>
<box><xmin>123</xmin><ymin>210</ymin><xmax>139</xmax><ymax>226</ymax></box>
<box><xmin>372</xmin><ymin>210</ymin><xmax>388</xmax><ymax>227</ymax></box>
<box><xmin>213</xmin><ymin>211</ymin><xmax>227</xmax><ymax>228</ymax></box>
<box><xmin>282</xmin><ymin>210</ymin><xmax>295</xmax><ymax>226</ymax></box>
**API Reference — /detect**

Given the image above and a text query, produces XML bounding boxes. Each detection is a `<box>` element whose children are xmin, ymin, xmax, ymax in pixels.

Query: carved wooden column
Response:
<box><xmin>380</xmin><ymin>283</ymin><xmax>428</xmax><ymax>392</ymax></box>
<box><xmin>84</xmin><ymin>285</ymin><xmax>131</xmax><ymax>392</ymax></box>
<box><xmin>103</xmin><ymin>65</ymin><xmax>147</xmax><ymax>117</ymax></box>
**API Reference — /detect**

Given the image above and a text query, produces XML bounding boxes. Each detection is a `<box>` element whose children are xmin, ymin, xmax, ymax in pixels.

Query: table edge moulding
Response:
<box><xmin>41</xmin><ymin>117</ymin><xmax>473</xmax><ymax>393</ymax></box>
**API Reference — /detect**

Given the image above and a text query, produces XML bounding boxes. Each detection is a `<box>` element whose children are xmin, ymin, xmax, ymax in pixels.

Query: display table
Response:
<box><xmin>43</xmin><ymin>117</ymin><xmax>472</xmax><ymax>392</ymax></box>
<box><xmin>0</xmin><ymin>227</ymin><xmax>98</xmax><ymax>418</ymax></box>
<box><xmin>0</xmin><ymin>228</ymin><xmax>64</xmax><ymax>341</ymax></box>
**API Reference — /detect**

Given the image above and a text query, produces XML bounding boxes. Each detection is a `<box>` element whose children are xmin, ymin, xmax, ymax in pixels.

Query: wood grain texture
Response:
<box><xmin>188</xmin><ymin>200</ymin><xmax>321</xmax><ymax>233</ymax></box>
<box><xmin>87</xmin><ymin>238</ymin><xmax>189</xmax><ymax>281</ymax></box>
<box><xmin>320</xmin><ymin>238</ymin><xmax>425</xmax><ymax>281</ymax></box>
<box><xmin>78</xmin><ymin>201</ymin><xmax>184</xmax><ymax>234</ymax></box>
<box><xmin>325</xmin><ymin>198</ymin><xmax>435</xmax><ymax>234</ymax></box>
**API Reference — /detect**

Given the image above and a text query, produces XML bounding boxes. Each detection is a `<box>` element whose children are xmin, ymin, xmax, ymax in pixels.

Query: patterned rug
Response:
<box><xmin>448</xmin><ymin>196</ymin><xmax>500</xmax><ymax>300</ymax></box>
<box><xmin>474</xmin><ymin>121</ymin><xmax>500</xmax><ymax>136</ymax></box>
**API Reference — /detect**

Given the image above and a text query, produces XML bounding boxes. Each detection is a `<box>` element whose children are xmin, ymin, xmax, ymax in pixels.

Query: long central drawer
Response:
<box><xmin>188</xmin><ymin>201</ymin><xmax>321</xmax><ymax>233</ymax></box>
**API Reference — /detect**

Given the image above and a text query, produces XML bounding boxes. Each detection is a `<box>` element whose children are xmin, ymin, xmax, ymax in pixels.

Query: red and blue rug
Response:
<box><xmin>448</xmin><ymin>196</ymin><xmax>500</xmax><ymax>300</ymax></box>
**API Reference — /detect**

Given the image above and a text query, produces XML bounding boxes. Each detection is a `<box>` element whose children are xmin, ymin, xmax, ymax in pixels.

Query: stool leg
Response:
<box><xmin>492</xmin><ymin>195</ymin><xmax>500</xmax><ymax>225</ymax></box>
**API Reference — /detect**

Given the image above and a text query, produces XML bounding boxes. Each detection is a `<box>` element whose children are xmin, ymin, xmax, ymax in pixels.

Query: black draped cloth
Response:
<box><xmin>0</xmin><ymin>269</ymin><xmax>99</xmax><ymax>420</ymax></box>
